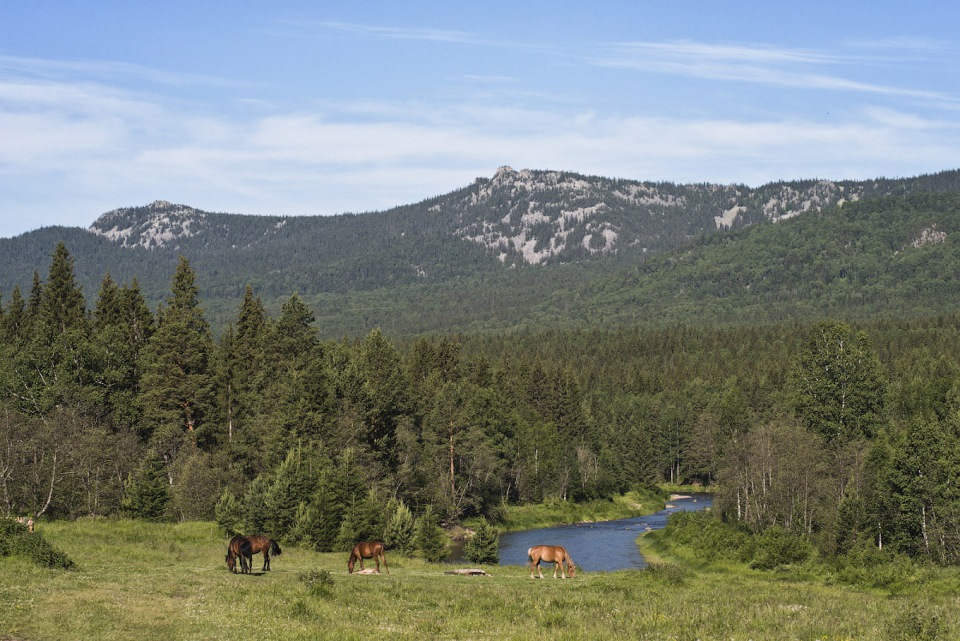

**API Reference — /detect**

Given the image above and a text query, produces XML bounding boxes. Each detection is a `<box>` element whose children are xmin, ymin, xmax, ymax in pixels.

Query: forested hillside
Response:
<box><xmin>5</xmin><ymin>241</ymin><xmax>960</xmax><ymax>565</ymax></box>
<box><xmin>3</xmin><ymin>169</ymin><xmax>960</xmax><ymax>335</ymax></box>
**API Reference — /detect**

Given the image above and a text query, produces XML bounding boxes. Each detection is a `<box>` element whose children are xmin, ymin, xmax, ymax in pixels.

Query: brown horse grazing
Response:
<box><xmin>528</xmin><ymin>545</ymin><xmax>576</xmax><ymax>579</ymax></box>
<box><xmin>226</xmin><ymin>535</ymin><xmax>252</xmax><ymax>574</ymax></box>
<box><xmin>243</xmin><ymin>535</ymin><xmax>282</xmax><ymax>572</ymax></box>
<box><xmin>348</xmin><ymin>541</ymin><xmax>389</xmax><ymax>574</ymax></box>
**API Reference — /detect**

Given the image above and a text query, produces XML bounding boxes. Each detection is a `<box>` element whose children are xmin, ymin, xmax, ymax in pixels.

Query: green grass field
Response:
<box><xmin>488</xmin><ymin>488</ymin><xmax>668</xmax><ymax>532</ymax></box>
<box><xmin>2</xmin><ymin>518</ymin><xmax>956</xmax><ymax>640</ymax></box>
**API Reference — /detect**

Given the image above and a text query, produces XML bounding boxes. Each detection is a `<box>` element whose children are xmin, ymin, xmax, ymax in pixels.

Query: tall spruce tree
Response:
<box><xmin>0</xmin><ymin>246</ymin><xmax>92</xmax><ymax>414</ymax></box>
<box><xmin>93</xmin><ymin>273</ymin><xmax>123</xmax><ymax>331</ymax></box>
<box><xmin>139</xmin><ymin>256</ymin><xmax>216</xmax><ymax>456</ymax></box>
<box><xmin>37</xmin><ymin>242</ymin><xmax>87</xmax><ymax>337</ymax></box>
<box><xmin>223</xmin><ymin>285</ymin><xmax>269</xmax><ymax>443</ymax></box>
<box><xmin>2</xmin><ymin>286</ymin><xmax>26</xmax><ymax>342</ymax></box>
<box><xmin>119</xmin><ymin>279</ymin><xmax>154</xmax><ymax>357</ymax></box>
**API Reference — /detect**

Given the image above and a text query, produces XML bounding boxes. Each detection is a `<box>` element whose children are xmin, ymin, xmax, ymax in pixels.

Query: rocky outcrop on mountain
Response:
<box><xmin>84</xmin><ymin>167</ymin><xmax>960</xmax><ymax>267</ymax></box>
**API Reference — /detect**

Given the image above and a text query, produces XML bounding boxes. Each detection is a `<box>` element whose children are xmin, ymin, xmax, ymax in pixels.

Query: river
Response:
<box><xmin>492</xmin><ymin>493</ymin><xmax>712</xmax><ymax>572</ymax></box>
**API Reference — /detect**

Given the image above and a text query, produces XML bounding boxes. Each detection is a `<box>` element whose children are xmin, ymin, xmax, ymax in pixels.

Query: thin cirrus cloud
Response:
<box><xmin>0</xmin><ymin>53</ymin><xmax>249</xmax><ymax>90</ymax></box>
<box><xmin>294</xmin><ymin>20</ymin><xmax>518</xmax><ymax>49</ymax></box>
<box><xmin>595</xmin><ymin>40</ymin><xmax>957</xmax><ymax>104</ymax></box>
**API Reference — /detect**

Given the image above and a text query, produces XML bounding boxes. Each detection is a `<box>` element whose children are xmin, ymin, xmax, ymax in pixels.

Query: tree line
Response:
<box><xmin>4</xmin><ymin>243</ymin><xmax>960</xmax><ymax>564</ymax></box>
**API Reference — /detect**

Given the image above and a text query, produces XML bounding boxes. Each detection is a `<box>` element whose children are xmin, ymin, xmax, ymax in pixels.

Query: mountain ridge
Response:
<box><xmin>4</xmin><ymin>167</ymin><xmax>960</xmax><ymax>336</ymax></box>
<box><xmin>82</xmin><ymin>166</ymin><xmax>960</xmax><ymax>266</ymax></box>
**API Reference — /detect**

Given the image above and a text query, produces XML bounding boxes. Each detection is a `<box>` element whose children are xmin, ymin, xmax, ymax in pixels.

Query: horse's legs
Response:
<box><xmin>263</xmin><ymin>550</ymin><xmax>270</xmax><ymax>572</ymax></box>
<box><xmin>381</xmin><ymin>551</ymin><xmax>389</xmax><ymax>574</ymax></box>
<box><xmin>531</xmin><ymin>559</ymin><xmax>543</xmax><ymax>579</ymax></box>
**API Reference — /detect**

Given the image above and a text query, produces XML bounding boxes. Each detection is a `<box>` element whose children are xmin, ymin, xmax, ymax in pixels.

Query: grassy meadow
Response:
<box><xmin>3</xmin><ymin>518</ymin><xmax>959</xmax><ymax>640</ymax></box>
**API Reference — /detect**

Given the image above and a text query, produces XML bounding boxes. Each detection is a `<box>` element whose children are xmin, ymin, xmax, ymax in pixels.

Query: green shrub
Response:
<box><xmin>299</xmin><ymin>569</ymin><xmax>335</xmax><ymax>598</ymax></box>
<box><xmin>0</xmin><ymin>519</ymin><xmax>75</xmax><ymax>570</ymax></box>
<box><xmin>663</xmin><ymin>511</ymin><xmax>753</xmax><ymax>562</ymax></box>
<box><xmin>886</xmin><ymin>602</ymin><xmax>946</xmax><ymax>641</ymax></box>
<box><xmin>749</xmin><ymin>525</ymin><xmax>811</xmax><ymax>570</ymax></box>
<box><xmin>644</xmin><ymin>562</ymin><xmax>689</xmax><ymax>585</ymax></box>
<box><xmin>833</xmin><ymin>541</ymin><xmax>917</xmax><ymax>592</ymax></box>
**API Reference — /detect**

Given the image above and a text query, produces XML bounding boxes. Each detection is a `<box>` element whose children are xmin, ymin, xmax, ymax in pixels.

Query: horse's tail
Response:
<box><xmin>270</xmin><ymin>539</ymin><xmax>282</xmax><ymax>556</ymax></box>
<box><xmin>527</xmin><ymin>547</ymin><xmax>533</xmax><ymax>561</ymax></box>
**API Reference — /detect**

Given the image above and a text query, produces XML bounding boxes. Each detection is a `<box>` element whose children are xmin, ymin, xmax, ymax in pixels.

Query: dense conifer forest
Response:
<box><xmin>5</xmin><ymin>240</ymin><xmax>960</xmax><ymax>566</ymax></box>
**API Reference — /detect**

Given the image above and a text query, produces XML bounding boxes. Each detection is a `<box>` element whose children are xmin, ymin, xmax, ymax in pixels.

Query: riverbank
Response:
<box><xmin>484</xmin><ymin>485</ymin><xmax>703</xmax><ymax>533</ymax></box>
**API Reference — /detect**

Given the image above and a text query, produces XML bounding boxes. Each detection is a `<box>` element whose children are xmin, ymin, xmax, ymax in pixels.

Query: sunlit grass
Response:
<box><xmin>2</xmin><ymin>518</ymin><xmax>957</xmax><ymax>640</ymax></box>
<box><xmin>494</xmin><ymin>489</ymin><xmax>667</xmax><ymax>532</ymax></box>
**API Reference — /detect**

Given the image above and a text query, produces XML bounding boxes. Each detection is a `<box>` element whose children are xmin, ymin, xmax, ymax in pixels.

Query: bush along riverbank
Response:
<box><xmin>484</xmin><ymin>485</ymin><xmax>676</xmax><ymax>533</ymax></box>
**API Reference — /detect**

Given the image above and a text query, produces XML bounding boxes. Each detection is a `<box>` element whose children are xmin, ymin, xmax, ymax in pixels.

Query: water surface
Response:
<box><xmin>496</xmin><ymin>493</ymin><xmax>712</xmax><ymax>572</ymax></box>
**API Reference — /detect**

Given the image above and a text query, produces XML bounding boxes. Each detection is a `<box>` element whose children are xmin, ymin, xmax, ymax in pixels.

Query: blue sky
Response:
<box><xmin>1</xmin><ymin>1</ymin><xmax>958</xmax><ymax>238</ymax></box>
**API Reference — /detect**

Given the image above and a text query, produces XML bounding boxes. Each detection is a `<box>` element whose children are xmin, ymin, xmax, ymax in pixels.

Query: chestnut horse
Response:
<box><xmin>348</xmin><ymin>541</ymin><xmax>389</xmax><ymax>574</ymax></box>
<box><xmin>243</xmin><ymin>535</ymin><xmax>282</xmax><ymax>572</ymax></box>
<box><xmin>528</xmin><ymin>545</ymin><xmax>576</xmax><ymax>579</ymax></box>
<box><xmin>225</xmin><ymin>535</ymin><xmax>252</xmax><ymax>574</ymax></box>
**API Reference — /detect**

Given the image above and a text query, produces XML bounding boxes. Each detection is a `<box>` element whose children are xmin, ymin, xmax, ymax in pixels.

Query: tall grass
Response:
<box><xmin>2</xmin><ymin>518</ymin><xmax>957</xmax><ymax>640</ymax></box>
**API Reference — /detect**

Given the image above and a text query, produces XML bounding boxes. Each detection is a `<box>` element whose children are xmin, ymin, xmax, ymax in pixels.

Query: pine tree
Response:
<box><xmin>1</xmin><ymin>246</ymin><xmax>93</xmax><ymax>415</ymax></box>
<box><xmin>307</xmin><ymin>470</ymin><xmax>344</xmax><ymax>552</ymax></box>
<box><xmin>357</xmin><ymin>329</ymin><xmax>410</xmax><ymax>468</ymax></box>
<box><xmin>2</xmin><ymin>286</ymin><xmax>26</xmax><ymax>342</ymax></box>
<box><xmin>263</xmin><ymin>447</ymin><xmax>313</xmax><ymax>538</ymax></box>
<box><xmin>464</xmin><ymin>517</ymin><xmax>500</xmax><ymax>564</ymax></box>
<box><xmin>240</xmin><ymin>473</ymin><xmax>273</xmax><ymax>535</ymax></box>
<box><xmin>119</xmin><ymin>279</ymin><xmax>154</xmax><ymax>356</ymax></box>
<box><xmin>121</xmin><ymin>450</ymin><xmax>170</xmax><ymax>521</ymax></box>
<box><xmin>215</xmin><ymin>488</ymin><xmax>242</xmax><ymax>536</ymax></box>
<box><xmin>90</xmin><ymin>274</ymin><xmax>150</xmax><ymax>430</ymax></box>
<box><xmin>383</xmin><ymin>499</ymin><xmax>416</xmax><ymax>553</ymax></box>
<box><xmin>412</xmin><ymin>505</ymin><xmax>448</xmax><ymax>562</ymax></box>
<box><xmin>37</xmin><ymin>242</ymin><xmax>87</xmax><ymax>337</ymax></box>
<box><xmin>139</xmin><ymin>257</ymin><xmax>216</xmax><ymax>448</ymax></box>
<box><xmin>26</xmin><ymin>271</ymin><xmax>42</xmax><ymax>328</ymax></box>
<box><xmin>222</xmin><ymin>285</ymin><xmax>269</xmax><ymax>444</ymax></box>
<box><xmin>94</xmin><ymin>273</ymin><xmax>123</xmax><ymax>330</ymax></box>
<box><xmin>252</xmin><ymin>293</ymin><xmax>326</xmax><ymax>462</ymax></box>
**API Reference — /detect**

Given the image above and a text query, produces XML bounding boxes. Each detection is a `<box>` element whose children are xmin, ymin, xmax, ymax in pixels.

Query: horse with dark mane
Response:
<box><xmin>243</xmin><ymin>534</ymin><xmax>282</xmax><ymax>572</ymax></box>
<box><xmin>528</xmin><ymin>544</ymin><xmax>576</xmax><ymax>579</ymax></box>
<box><xmin>348</xmin><ymin>541</ymin><xmax>389</xmax><ymax>574</ymax></box>
<box><xmin>225</xmin><ymin>535</ymin><xmax>252</xmax><ymax>574</ymax></box>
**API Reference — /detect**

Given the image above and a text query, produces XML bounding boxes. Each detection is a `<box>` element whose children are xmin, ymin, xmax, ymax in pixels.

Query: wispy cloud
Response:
<box><xmin>313</xmin><ymin>21</ymin><xmax>483</xmax><ymax>45</ymax></box>
<box><xmin>0</xmin><ymin>54</ymin><xmax>249</xmax><ymax>89</ymax></box>
<box><xmin>595</xmin><ymin>41</ymin><xmax>958</xmax><ymax>104</ymax></box>
<box><xmin>277</xmin><ymin>21</ymin><xmax>959</xmax><ymax>106</ymax></box>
